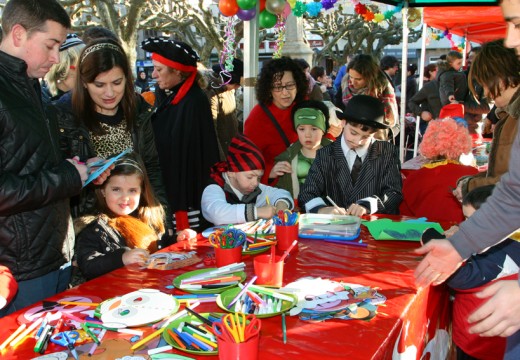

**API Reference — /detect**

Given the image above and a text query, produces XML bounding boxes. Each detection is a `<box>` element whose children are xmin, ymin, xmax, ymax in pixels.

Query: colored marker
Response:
<box><xmin>81</xmin><ymin>323</ymin><xmax>100</xmax><ymax>344</ymax></box>
<box><xmin>0</xmin><ymin>323</ymin><xmax>27</xmax><ymax>351</ymax></box>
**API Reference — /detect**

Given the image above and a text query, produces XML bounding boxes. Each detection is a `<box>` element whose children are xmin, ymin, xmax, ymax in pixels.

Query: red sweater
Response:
<box><xmin>244</xmin><ymin>103</ymin><xmax>298</xmax><ymax>184</ymax></box>
<box><xmin>400</xmin><ymin>163</ymin><xmax>479</xmax><ymax>223</ymax></box>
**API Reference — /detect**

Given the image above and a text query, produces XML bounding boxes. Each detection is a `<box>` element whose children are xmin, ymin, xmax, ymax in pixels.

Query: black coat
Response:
<box><xmin>152</xmin><ymin>82</ymin><xmax>220</xmax><ymax>214</ymax></box>
<box><xmin>50</xmin><ymin>93</ymin><xmax>172</xmax><ymax>230</ymax></box>
<box><xmin>0</xmin><ymin>50</ymin><xmax>81</xmax><ymax>281</ymax></box>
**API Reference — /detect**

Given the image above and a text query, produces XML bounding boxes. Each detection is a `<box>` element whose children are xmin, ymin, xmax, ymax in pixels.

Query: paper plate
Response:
<box><xmin>163</xmin><ymin>313</ymin><xmax>220</xmax><ymax>355</ymax></box>
<box><xmin>173</xmin><ymin>268</ymin><xmax>246</xmax><ymax>294</ymax></box>
<box><xmin>201</xmin><ymin>226</ymin><xmax>224</xmax><ymax>238</ymax></box>
<box><xmin>216</xmin><ymin>287</ymin><xmax>297</xmax><ymax>318</ymax></box>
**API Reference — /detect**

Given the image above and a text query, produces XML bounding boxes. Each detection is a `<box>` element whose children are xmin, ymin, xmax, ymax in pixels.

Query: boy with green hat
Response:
<box><xmin>273</xmin><ymin>100</ymin><xmax>332</xmax><ymax>202</ymax></box>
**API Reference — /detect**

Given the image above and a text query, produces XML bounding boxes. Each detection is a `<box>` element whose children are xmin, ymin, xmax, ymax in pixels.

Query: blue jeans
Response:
<box><xmin>0</xmin><ymin>262</ymin><xmax>71</xmax><ymax>318</ymax></box>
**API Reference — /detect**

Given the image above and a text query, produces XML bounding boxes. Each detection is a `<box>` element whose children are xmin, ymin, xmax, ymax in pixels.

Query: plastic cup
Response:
<box><xmin>275</xmin><ymin>224</ymin><xmax>299</xmax><ymax>251</ymax></box>
<box><xmin>253</xmin><ymin>254</ymin><xmax>283</xmax><ymax>287</ymax></box>
<box><xmin>215</xmin><ymin>246</ymin><xmax>242</xmax><ymax>268</ymax></box>
<box><xmin>217</xmin><ymin>331</ymin><xmax>260</xmax><ymax>360</ymax></box>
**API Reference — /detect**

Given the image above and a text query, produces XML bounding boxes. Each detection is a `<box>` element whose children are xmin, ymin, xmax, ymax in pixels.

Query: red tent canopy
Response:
<box><xmin>424</xmin><ymin>6</ymin><xmax>507</xmax><ymax>44</ymax></box>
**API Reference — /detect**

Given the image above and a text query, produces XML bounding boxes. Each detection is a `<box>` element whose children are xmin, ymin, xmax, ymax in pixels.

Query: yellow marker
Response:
<box><xmin>130</xmin><ymin>327</ymin><xmax>164</xmax><ymax>351</ymax></box>
<box><xmin>266</xmin><ymin>196</ymin><xmax>271</xmax><ymax>205</ymax></box>
<box><xmin>192</xmin><ymin>333</ymin><xmax>218</xmax><ymax>348</ymax></box>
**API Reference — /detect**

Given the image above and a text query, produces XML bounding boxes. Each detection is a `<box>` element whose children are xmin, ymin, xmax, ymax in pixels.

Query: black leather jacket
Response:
<box><xmin>0</xmin><ymin>50</ymin><xmax>82</xmax><ymax>281</ymax></box>
<box><xmin>49</xmin><ymin>93</ymin><xmax>173</xmax><ymax>232</ymax></box>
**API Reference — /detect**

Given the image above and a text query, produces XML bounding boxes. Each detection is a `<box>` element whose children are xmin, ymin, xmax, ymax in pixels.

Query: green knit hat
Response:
<box><xmin>293</xmin><ymin>108</ymin><xmax>327</xmax><ymax>133</ymax></box>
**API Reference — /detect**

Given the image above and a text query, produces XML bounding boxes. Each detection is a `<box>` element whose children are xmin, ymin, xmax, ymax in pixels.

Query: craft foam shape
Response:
<box><xmin>99</xmin><ymin>289</ymin><xmax>179</xmax><ymax>328</ymax></box>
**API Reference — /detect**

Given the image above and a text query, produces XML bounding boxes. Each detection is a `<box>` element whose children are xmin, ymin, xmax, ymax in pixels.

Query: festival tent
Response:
<box><xmin>423</xmin><ymin>6</ymin><xmax>507</xmax><ymax>44</ymax></box>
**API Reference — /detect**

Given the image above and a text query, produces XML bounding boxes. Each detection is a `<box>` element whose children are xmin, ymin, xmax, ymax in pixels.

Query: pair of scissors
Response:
<box><xmin>223</xmin><ymin>229</ymin><xmax>246</xmax><ymax>248</ymax></box>
<box><xmin>213</xmin><ymin>313</ymin><xmax>261</xmax><ymax>343</ymax></box>
<box><xmin>51</xmin><ymin>331</ymin><xmax>79</xmax><ymax>360</ymax></box>
<box><xmin>208</xmin><ymin>229</ymin><xmax>224</xmax><ymax>248</ymax></box>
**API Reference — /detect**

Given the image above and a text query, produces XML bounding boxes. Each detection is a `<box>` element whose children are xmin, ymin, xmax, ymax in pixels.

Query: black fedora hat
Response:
<box><xmin>343</xmin><ymin>95</ymin><xmax>388</xmax><ymax>129</ymax></box>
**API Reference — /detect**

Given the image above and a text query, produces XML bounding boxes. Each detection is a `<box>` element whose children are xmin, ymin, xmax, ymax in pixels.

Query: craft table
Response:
<box><xmin>0</xmin><ymin>215</ymin><xmax>451</xmax><ymax>360</ymax></box>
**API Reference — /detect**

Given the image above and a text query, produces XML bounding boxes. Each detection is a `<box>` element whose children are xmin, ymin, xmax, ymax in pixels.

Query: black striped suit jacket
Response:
<box><xmin>298</xmin><ymin>139</ymin><xmax>403</xmax><ymax>214</ymax></box>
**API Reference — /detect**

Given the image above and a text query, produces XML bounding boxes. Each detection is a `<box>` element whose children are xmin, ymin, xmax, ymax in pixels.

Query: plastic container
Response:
<box><xmin>253</xmin><ymin>254</ymin><xmax>284</xmax><ymax>287</ymax></box>
<box><xmin>215</xmin><ymin>246</ymin><xmax>242</xmax><ymax>267</ymax></box>
<box><xmin>217</xmin><ymin>331</ymin><xmax>260</xmax><ymax>360</ymax></box>
<box><xmin>298</xmin><ymin>214</ymin><xmax>361</xmax><ymax>241</ymax></box>
<box><xmin>275</xmin><ymin>224</ymin><xmax>299</xmax><ymax>251</ymax></box>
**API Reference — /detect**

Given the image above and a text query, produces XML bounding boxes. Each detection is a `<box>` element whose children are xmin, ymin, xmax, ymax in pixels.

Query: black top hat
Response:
<box><xmin>343</xmin><ymin>95</ymin><xmax>388</xmax><ymax>129</ymax></box>
<box><xmin>141</xmin><ymin>37</ymin><xmax>199</xmax><ymax>67</ymax></box>
<box><xmin>212</xmin><ymin>59</ymin><xmax>244</xmax><ymax>85</ymax></box>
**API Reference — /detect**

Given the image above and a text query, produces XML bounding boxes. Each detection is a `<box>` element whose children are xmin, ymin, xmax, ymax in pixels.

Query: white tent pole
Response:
<box><xmin>243</xmin><ymin>10</ymin><xmax>259</xmax><ymax>122</ymax></box>
<box><xmin>413</xmin><ymin>18</ymin><xmax>428</xmax><ymax>157</ymax></box>
<box><xmin>399</xmin><ymin>1</ymin><xmax>409</xmax><ymax>163</ymax></box>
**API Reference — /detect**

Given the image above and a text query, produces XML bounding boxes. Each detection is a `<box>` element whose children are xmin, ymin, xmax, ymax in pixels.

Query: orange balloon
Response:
<box><xmin>219</xmin><ymin>0</ymin><xmax>240</xmax><ymax>17</ymax></box>
<box><xmin>259</xmin><ymin>0</ymin><xmax>266</xmax><ymax>12</ymax></box>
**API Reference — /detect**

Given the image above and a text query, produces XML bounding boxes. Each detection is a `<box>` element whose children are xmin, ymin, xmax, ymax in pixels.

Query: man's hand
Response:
<box><xmin>468</xmin><ymin>280</ymin><xmax>520</xmax><ymax>337</ymax></box>
<box><xmin>414</xmin><ymin>239</ymin><xmax>463</xmax><ymax>288</ymax></box>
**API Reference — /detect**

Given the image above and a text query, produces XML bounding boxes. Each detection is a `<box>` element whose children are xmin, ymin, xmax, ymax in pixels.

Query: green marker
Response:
<box><xmin>81</xmin><ymin>323</ymin><xmax>100</xmax><ymax>344</ymax></box>
<box><xmin>33</xmin><ymin>324</ymin><xmax>52</xmax><ymax>353</ymax></box>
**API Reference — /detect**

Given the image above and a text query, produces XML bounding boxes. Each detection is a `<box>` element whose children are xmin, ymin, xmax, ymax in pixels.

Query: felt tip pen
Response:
<box><xmin>81</xmin><ymin>323</ymin><xmax>100</xmax><ymax>344</ymax></box>
<box><xmin>33</xmin><ymin>324</ymin><xmax>52</xmax><ymax>353</ymax></box>
<box><xmin>0</xmin><ymin>323</ymin><xmax>27</xmax><ymax>351</ymax></box>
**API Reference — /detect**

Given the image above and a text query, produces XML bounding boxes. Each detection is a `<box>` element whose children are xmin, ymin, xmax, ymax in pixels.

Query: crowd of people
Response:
<box><xmin>1</xmin><ymin>0</ymin><xmax>520</xmax><ymax>358</ymax></box>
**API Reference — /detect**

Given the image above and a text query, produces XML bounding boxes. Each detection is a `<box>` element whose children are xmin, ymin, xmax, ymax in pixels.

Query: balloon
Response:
<box><xmin>219</xmin><ymin>0</ymin><xmax>239</xmax><ymax>17</ymax></box>
<box><xmin>282</xmin><ymin>2</ymin><xmax>291</xmax><ymax>17</ymax></box>
<box><xmin>259</xmin><ymin>9</ymin><xmax>277</xmax><ymax>28</ymax></box>
<box><xmin>237</xmin><ymin>0</ymin><xmax>257</xmax><ymax>10</ymax></box>
<box><xmin>237</xmin><ymin>8</ymin><xmax>257</xmax><ymax>21</ymax></box>
<box><xmin>265</xmin><ymin>0</ymin><xmax>286</xmax><ymax>15</ymax></box>
<box><xmin>259</xmin><ymin>0</ymin><xmax>266</xmax><ymax>12</ymax></box>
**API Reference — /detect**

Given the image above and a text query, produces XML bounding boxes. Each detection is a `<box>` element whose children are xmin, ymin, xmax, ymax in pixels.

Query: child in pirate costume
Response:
<box><xmin>201</xmin><ymin>135</ymin><xmax>294</xmax><ymax>226</ymax></box>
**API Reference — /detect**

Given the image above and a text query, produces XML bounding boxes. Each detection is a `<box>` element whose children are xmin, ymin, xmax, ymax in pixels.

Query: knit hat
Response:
<box><xmin>141</xmin><ymin>37</ymin><xmax>199</xmax><ymax>105</ymax></box>
<box><xmin>60</xmin><ymin>33</ymin><xmax>84</xmax><ymax>52</ymax></box>
<box><xmin>227</xmin><ymin>135</ymin><xmax>265</xmax><ymax>172</ymax></box>
<box><xmin>292</xmin><ymin>100</ymin><xmax>329</xmax><ymax>133</ymax></box>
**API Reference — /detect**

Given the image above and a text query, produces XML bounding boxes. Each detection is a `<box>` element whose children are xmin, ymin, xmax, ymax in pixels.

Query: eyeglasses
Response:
<box><xmin>272</xmin><ymin>82</ymin><xmax>297</xmax><ymax>92</ymax></box>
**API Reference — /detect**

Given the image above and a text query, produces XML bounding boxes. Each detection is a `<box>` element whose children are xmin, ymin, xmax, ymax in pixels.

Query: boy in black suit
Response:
<box><xmin>298</xmin><ymin>95</ymin><xmax>402</xmax><ymax>216</ymax></box>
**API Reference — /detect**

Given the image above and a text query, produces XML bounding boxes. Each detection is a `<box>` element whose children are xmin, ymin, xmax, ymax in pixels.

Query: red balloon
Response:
<box><xmin>219</xmin><ymin>0</ymin><xmax>240</xmax><ymax>17</ymax></box>
<box><xmin>259</xmin><ymin>0</ymin><xmax>266</xmax><ymax>12</ymax></box>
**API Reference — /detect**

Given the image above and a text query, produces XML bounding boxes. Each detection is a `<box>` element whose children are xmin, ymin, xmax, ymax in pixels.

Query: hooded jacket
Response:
<box><xmin>0</xmin><ymin>50</ymin><xmax>81</xmax><ymax>281</ymax></box>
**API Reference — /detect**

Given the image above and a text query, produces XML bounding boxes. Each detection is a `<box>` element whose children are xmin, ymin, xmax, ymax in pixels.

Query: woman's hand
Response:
<box><xmin>269</xmin><ymin>161</ymin><xmax>292</xmax><ymax>179</ymax></box>
<box><xmin>123</xmin><ymin>248</ymin><xmax>149</xmax><ymax>266</ymax></box>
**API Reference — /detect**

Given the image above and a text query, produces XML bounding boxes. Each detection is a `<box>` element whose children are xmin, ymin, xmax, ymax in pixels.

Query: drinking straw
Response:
<box><xmin>279</xmin><ymin>240</ymin><xmax>298</xmax><ymax>262</ymax></box>
<box><xmin>226</xmin><ymin>275</ymin><xmax>257</xmax><ymax>309</ymax></box>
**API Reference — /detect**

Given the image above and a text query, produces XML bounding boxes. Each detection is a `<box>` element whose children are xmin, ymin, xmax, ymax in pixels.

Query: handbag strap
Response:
<box><xmin>260</xmin><ymin>103</ymin><xmax>291</xmax><ymax>148</ymax></box>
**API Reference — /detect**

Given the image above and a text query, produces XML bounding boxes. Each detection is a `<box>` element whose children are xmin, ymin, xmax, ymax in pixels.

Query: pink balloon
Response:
<box><xmin>282</xmin><ymin>2</ymin><xmax>291</xmax><ymax>17</ymax></box>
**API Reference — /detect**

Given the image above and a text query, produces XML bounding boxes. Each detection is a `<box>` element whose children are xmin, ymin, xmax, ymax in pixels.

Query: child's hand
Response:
<box><xmin>345</xmin><ymin>203</ymin><xmax>368</xmax><ymax>217</ymax></box>
<box><xmin>274</xmin><ymin>201</ymin><xmax>289</xmax><ymax>212</ymax></box>
<box><xmin>318</xmin><ymin>206</ymin><xmax>347</xmax><ymax>215</ymax></box>
<box><xmin>123</xmin><ymin>248</ymin><xmax>149</xmax><ymax>266</ymax></box>
<box><xmin>420</xmin><ymin>111</ymin><xmax>433</xmax><ymax>121</ymax></box>
<box><xmin>269</xmin><ymin>161</ymin><xmax>292</xmax><ymax>179</ymax></box>
<box><xmin>177</xmin><ymin>229</ymin><xmax>198</xmax><ymax>250</ymax></box>
<box><xmin>448</xmin><ymin>95</ymin><xmax>458</xmax><ymax>103</ymax></box>
<box><xmin>257</xmin><ymin>205</ymin><xmax>277</xmax><ymax>219</ymax></box>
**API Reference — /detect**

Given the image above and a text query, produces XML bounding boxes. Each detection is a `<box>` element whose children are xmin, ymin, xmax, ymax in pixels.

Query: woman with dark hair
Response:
<box><xmin>341</xmin><ymin>54</ymin><xmax>399</xmax><ymax>140</ymax></box>
<box><xmin>244</xmin><ymin>56</ymin><xmax>308</xmax><ymax>184</ymax></box>
<box><xmin>141</xmin><ymin>37</ymin><xmax>219</xmax><ymax>232</ymax></box>
<box><xmin>52</xmin><ymin>38</ymin><xmax>173</xmax><ymax>245</ymax></box>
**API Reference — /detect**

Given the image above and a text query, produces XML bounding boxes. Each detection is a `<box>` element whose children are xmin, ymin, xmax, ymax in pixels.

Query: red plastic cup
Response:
<box><xmin>253</xmin><ymin>254</ymin><xmax>283</xmax><ymax>287</ymax></box>
<box><xmin>217</xmin><ymin>331</ymin><xmax>260</xmax><ymax>360</ymax></box>
<box><xmin>275</xmin><ymin>224</ymin><xmax>299</xmax><ymax>251</ymax></box>
<box><xmin>215</xmin><ymin>246</ymin><xmax>242</xmax><ymax>268</ymax></box>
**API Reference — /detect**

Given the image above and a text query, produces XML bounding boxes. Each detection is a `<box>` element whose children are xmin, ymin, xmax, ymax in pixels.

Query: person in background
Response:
<box><xmin>134</xmin><ymin>69</ymin><xmax>150</xmax><ymax>94</ymax></box>
<box><xmin>294</xmin><ymin>58</ymin><xmax>323</xmax><ymax>101</ymax></box>
<box><xmin>423</xmin><ymin>63</ymin><xmax>438</xmax><ymax>83</ymax></box>
<box><xmin>202</xmin><ymin>135</ymin><xmax>293</xmax><ymax>226</ymax></box>
<box><xmin>142</xmin><ymin>37</ymin><xmax>219</xmax><ymax>232</ymax></box>
<box><xmin>243</xmin><ymin>56</ymin><xmax>308</xmax><ymax>185</ymax></box>
<box><xmin>413</xmin><ymin>3</ymin><xmax>520</xmax><ymax>358</ymax></box>
<box><xmin>407</xmin><ymin>67</ymin><xmax>442</xmax><ymax>136</ymax></box>
<box><xmin>42</xmin><ymin>33</ymin><xmax>85</xmax><ymax>103</ymax></box>
<box><xmin>446</xmin><ymin>184</ymin><xmax>520</xmax><ymax>360</ymax></box>
<box><xmin>437</xmin><ymin>50</ymin><xmax>468</xmax><ymax>106</ymax></box>
<box><xmin>75</xmin><ymin>153</ymin><xmax>165</xmax><ymax>280</ymax></box>
<box><xmin>82</xmin><ymin>26</ymin><xmax>119</xmax><ymax>44</ymax></box>
<box><xmin>404</xmin><ymin>63</ymin><xmax>418</xmax><ymax>113</ymax></box>
<box><xmin>299</xmin><ymin>95</ymin><xmax>402</xmax><ymax>216</ymax></box>
<box><xmin>399</xmin><ymin>118</ymin><xmax>479</xmax><ymax>223</ymax></box>
<box><xmin>273</xmin><ymin>100</ymin><xmax>333</xmax><ymax>201</ymax></box>
<box><xmin>379</xmin><ymin>55</ymin><xmax>399</xmax><ymax>90</ymax></box>
<box><xmin>0</xmin><ymin>0</ymin><xmax>104</xmax><ymax>316</ymax></box>
<box><xmin>341</xmin><ymin>54</ymin><xmax>399</xmax><ymax>140</ymax></box>
<box><xmin>333</xmin><ymin>53</ymin><xmax>352</xmax><ymax>95</ymax></box>
<box><xmin>205</xmin><ymin>58</ymin><xmax>244</xmax><ymax>160</ymax></box>
<box><xmin>310</xmin><ymin>66</ymin><xmax>333</xmax><ymax>101</ymax></box>
<box><xmin>52</xmin><ymin>38</ymin><xmax>173</xmax><ymax>245</ymax></box>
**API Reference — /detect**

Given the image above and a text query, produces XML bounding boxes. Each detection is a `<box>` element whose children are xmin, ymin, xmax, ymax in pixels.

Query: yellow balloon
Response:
<box><xmin>287</xmin><ymin>0</ymin><xmax>296</xmax><ymax>8</ymax></box>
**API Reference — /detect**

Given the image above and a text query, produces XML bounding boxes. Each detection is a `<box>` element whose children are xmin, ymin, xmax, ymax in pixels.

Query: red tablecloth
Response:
<box><xmin>0</xmin><ymin>216</ymin><xmax>451</xmax><ymax>360</ymax></box>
